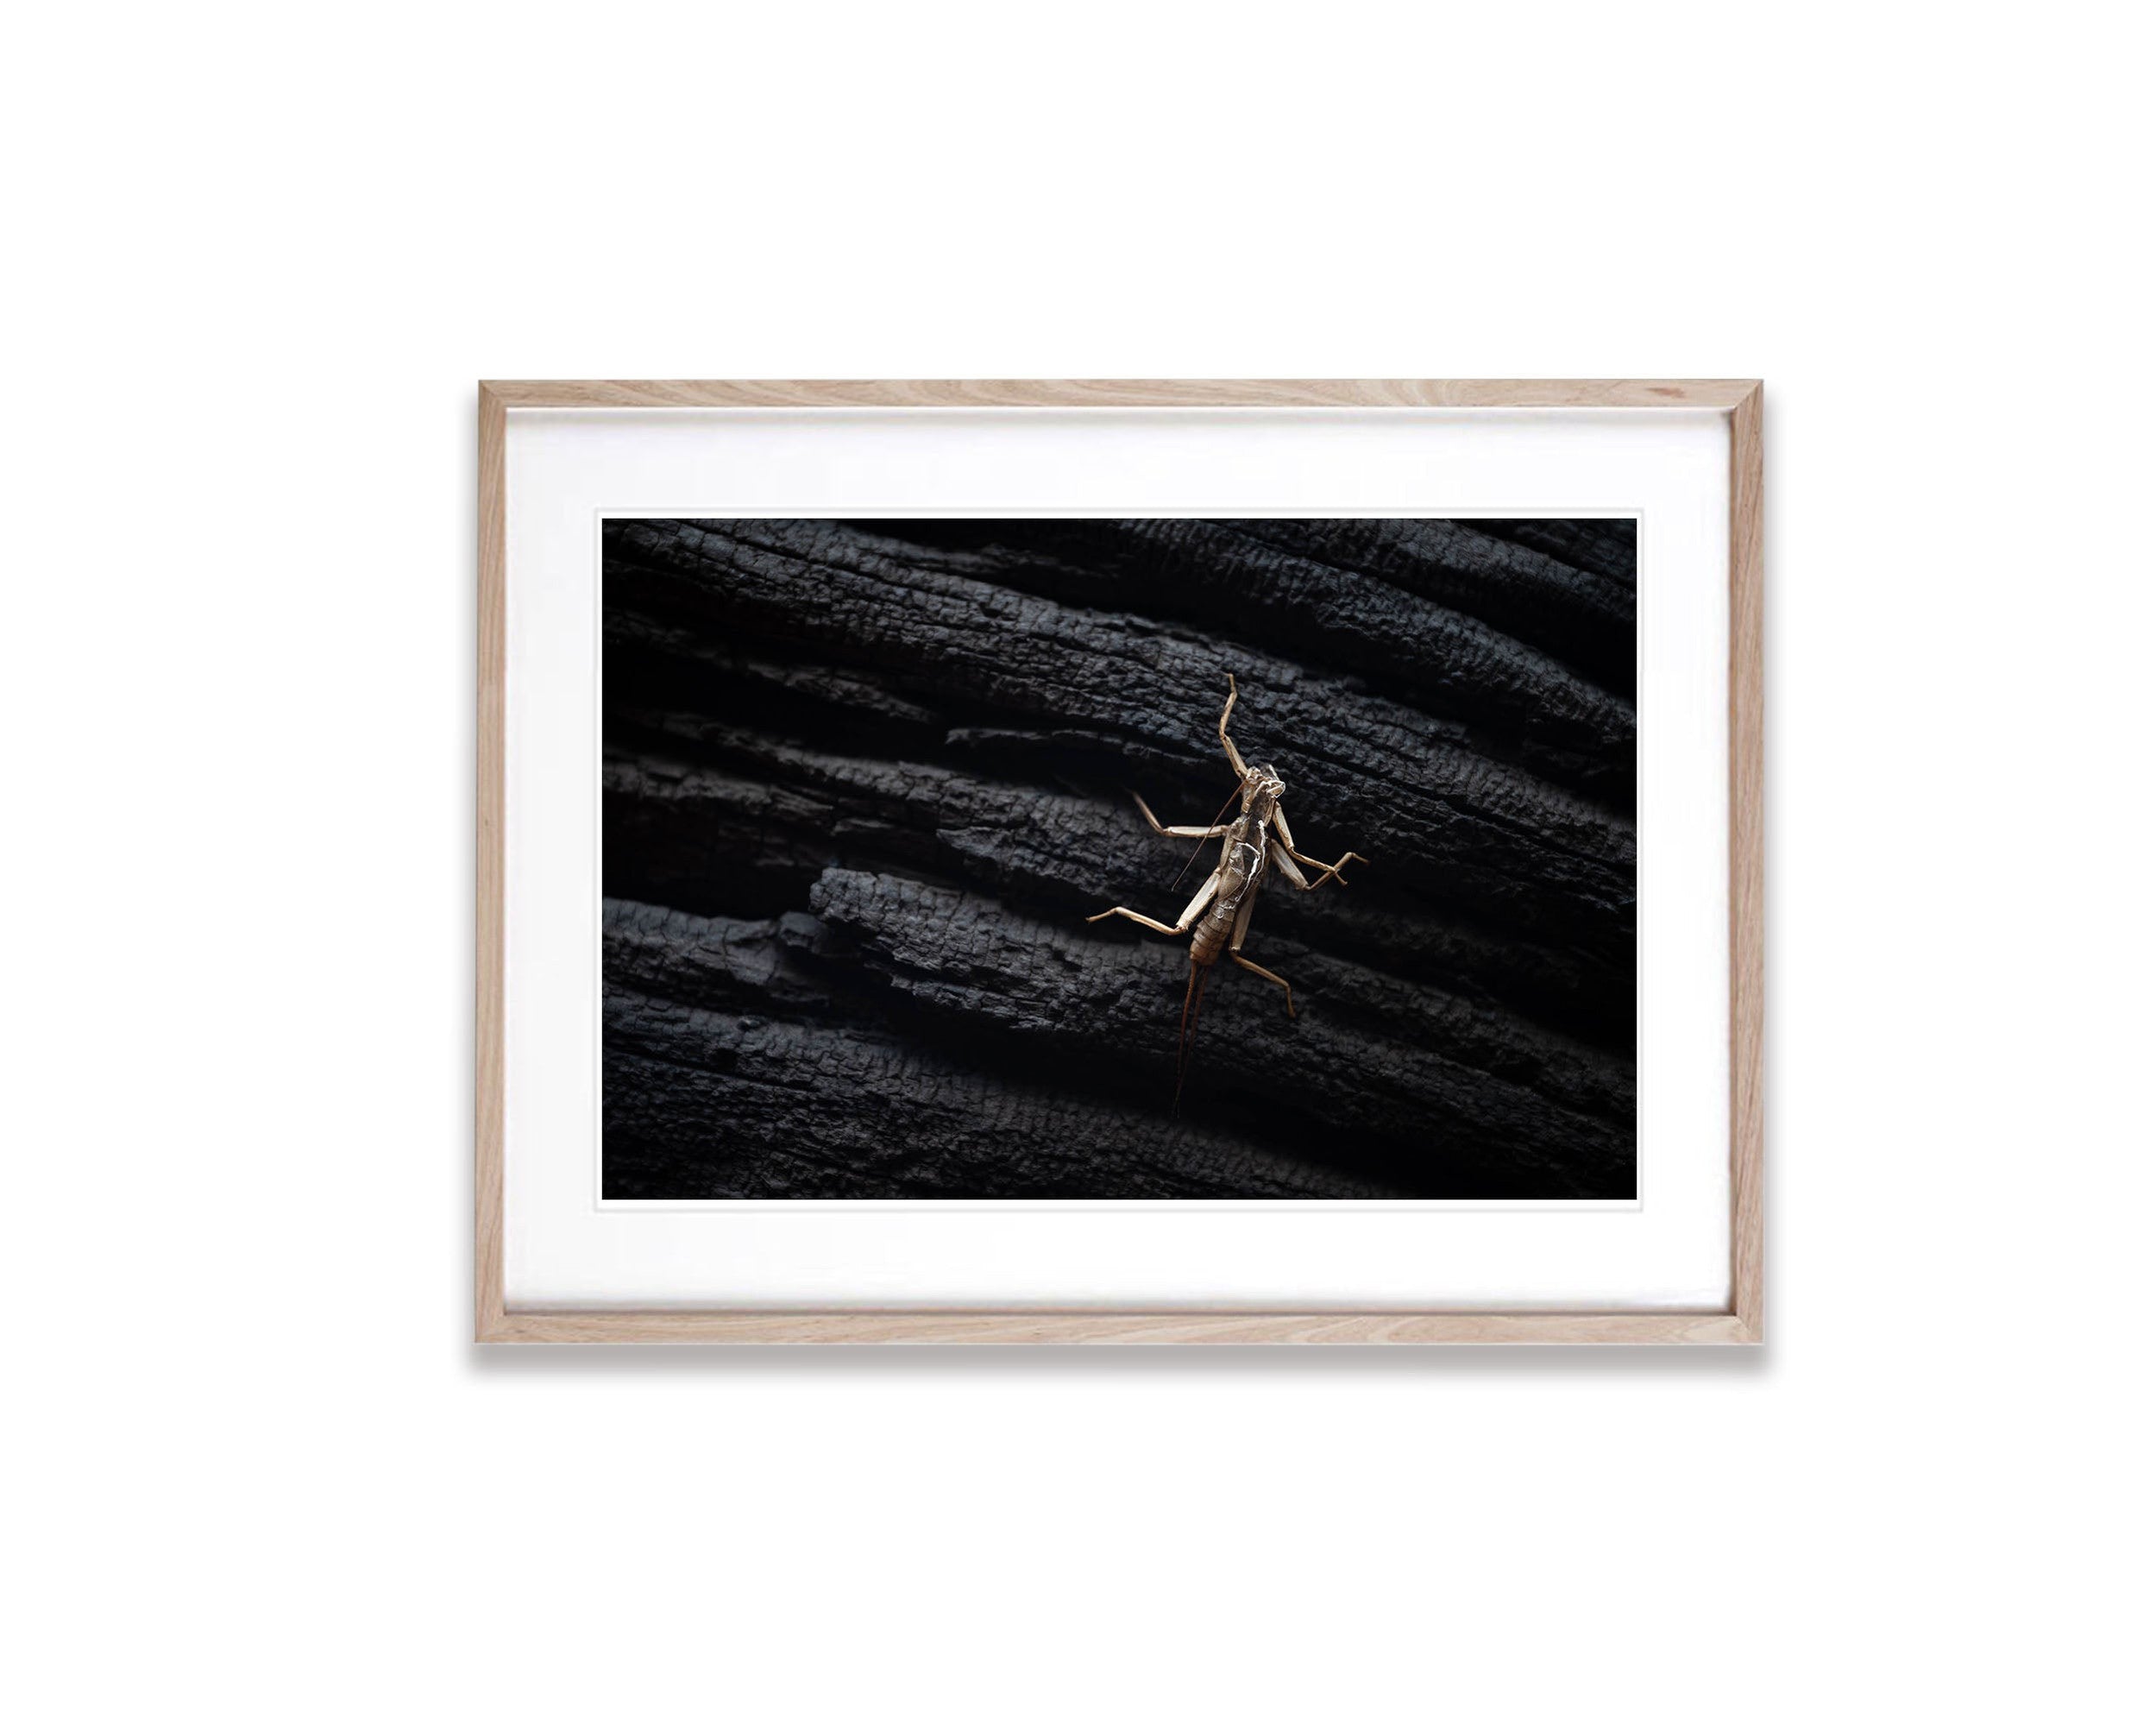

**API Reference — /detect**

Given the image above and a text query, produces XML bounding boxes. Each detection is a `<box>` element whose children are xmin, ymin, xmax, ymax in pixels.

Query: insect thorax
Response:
<box><xmin>1241</xmin><ymin>763</ymin><xmax>1285</xmax><ymax>822</ymax></box>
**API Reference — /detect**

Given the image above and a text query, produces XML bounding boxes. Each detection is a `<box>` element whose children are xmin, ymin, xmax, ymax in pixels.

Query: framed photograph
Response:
<box><xmin>477</xmin><ymin>380</ymin><xmax>1763</xmax><ymax>1343</ymax></box>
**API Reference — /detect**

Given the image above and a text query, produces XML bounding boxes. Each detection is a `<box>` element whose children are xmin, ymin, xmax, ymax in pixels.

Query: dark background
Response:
<box><xmin>602</xmin><ymin>518</ymin><xmax>1635</xmax><ymax>1199</ymax></box>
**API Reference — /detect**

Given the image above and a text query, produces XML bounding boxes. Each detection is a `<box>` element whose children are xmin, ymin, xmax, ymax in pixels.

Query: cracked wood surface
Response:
<box><xmin>603</xmin><ymin>517</ymin><xmax>1637</xmax><ymax>1199</ymax></box>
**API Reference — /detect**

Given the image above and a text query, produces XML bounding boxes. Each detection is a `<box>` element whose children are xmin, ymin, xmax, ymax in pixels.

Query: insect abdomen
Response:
<box><xmin>1191</xmin><ymin>904</ymin><xmax>1235</xmax><ymax>966</ymax></box>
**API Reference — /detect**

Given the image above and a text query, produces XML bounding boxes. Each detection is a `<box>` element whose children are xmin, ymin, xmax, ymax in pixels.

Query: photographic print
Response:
<box><xmin>601</xmin><ymin>517</ymin><xmax>1636</xmax><ymax>1201</ymax></box>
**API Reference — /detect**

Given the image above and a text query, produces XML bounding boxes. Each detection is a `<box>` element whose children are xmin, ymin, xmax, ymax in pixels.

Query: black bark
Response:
<box><xmin>604</xmin><ymin>517</ymin><xmax>1636</xmax><ymax>1199</ymax></box>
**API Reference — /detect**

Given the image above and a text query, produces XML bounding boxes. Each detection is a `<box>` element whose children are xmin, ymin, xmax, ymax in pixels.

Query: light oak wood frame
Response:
<box><xmin>477</xmin><ymin>380</ymin><xmax>1763</xmax><ymax>1344</ymax></box>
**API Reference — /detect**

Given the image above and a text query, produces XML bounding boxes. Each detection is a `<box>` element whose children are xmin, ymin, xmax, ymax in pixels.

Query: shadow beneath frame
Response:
<box><xmin>463</xmin><ymin>1340</ymin><xmax>1772</xmax><ymax>1381</ymax></box>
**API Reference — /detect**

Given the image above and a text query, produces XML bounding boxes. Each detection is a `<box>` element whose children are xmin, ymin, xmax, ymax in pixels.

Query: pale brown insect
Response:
<box><xmin>1087</xmin><ymin>675</ymin><xmax>1367</xmax><ymax>1107</ymax></box>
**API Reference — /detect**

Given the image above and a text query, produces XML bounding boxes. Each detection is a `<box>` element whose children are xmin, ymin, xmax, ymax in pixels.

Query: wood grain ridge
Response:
<box><xmin>481</xmin><ymin>378</ymin><xmax>1758</xmax><ymax>411</ymax></box>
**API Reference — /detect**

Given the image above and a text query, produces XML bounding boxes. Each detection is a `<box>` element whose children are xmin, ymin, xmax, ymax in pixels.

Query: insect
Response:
<box><xmin>1087</xmin><ymin>674</ymin><xmax>1367</xmax><ymax>1109</ymax></box>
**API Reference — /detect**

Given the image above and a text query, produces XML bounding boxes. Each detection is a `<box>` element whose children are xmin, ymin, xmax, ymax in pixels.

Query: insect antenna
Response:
<box><xmin>1167</xmin><ymin>786</ymin><xmax>1243</xmax><ymax>893</ymax></box>
<box><xmin>1173</xmin><ymin>958</ymin><xmax>1211</xmax><ymax>1117</ymax></box>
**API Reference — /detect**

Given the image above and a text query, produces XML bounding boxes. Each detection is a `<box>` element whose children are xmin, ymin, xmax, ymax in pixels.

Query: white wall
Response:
<box><xmin>9</xmin><ymin>6</ymin><xmax>2146</xmax><ymax>1722</ymax></box>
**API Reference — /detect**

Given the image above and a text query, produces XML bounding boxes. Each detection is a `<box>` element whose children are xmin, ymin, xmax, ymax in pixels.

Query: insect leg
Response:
<box><xmin>1084</xmin><ymin>908</ymin><xmax>1182</xmax><ymax>935</ymax></box>
<box><xmin>1268</xmin><ymin>840</ymin><xmax>1312</xmax><ymax>890</ymax></box>
<box><xmin>1086</xmin><ymin>869</ymin><xmax>1221</xmax><ymax>935</ymax></box>
<box><xmin>1172</xmin><ymin>869</ymin><xmax>1223</xmax><ymax>929</ymax></box>
<box><xmin>1268</xmin><ymin>834</ymin><xmax>1363</xmax><ymax>890</ymax></box>
<box><xmin>1230</xmin><ymin>956</ymin><xmax>1296</xmax><ymax>1017</ymax></box>
<box><xmin>1218</xmin><ymin>674</ymin><xmax>1248</xmax><ymax>778</ymax></box>
<box><xmin>1226</xmin><ymin>889</ymin><xmax>1295</xmax><ymax>1017</ymax></box>
<box><xmin>1129</xmin><ymin>791</ymin><xmax>1231</xmax><ymax>840</ymax></box>
<box><xmin>1269</xmin><ymin>809</ymin><xmax>1364</xmax><ymax>885</ymax></box>
<box><xmin>1296</xmin><ymin>848</ymin><xmax>1367</xmax><ymax>885</ymax></box>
